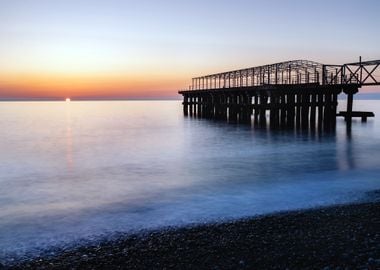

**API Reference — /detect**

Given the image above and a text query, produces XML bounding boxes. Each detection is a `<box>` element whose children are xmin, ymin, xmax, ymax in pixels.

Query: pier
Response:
<box><xmin>179</xmin><ymin>58</ymin><xmax>379</xmax><ymax>130</ymax></box>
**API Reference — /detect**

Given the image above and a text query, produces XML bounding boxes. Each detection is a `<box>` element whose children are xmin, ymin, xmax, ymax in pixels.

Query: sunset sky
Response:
<box><xmin>1</xmin><ymin>0</ymin><xmax>379</xmax><ymax>99</ymax></box>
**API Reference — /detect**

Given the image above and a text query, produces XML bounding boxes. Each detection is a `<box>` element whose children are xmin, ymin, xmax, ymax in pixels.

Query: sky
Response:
<box><xmin>0</xmin><ymin>0</ymin><xmax>379</xmax><ymax>99</ymax></box>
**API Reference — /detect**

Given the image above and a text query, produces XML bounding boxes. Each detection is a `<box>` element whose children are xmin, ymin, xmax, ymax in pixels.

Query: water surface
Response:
<box><xmin>1</xmin><ymin>100</ymin><xmax>380</xmax><ymax>262</ymax></box>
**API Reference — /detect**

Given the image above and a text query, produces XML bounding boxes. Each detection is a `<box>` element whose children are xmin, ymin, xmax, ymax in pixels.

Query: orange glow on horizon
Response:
<box><xmin>0</xmin><ymin>71</ymin><xmax>187</xmax><ymax>99</ymax></box>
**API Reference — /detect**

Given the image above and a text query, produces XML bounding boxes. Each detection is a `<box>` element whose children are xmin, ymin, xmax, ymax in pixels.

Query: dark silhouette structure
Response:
<box><xmin>179</xmin><ymin>58</ymin><xmax>379</xmax><ymax>130</ymax></box>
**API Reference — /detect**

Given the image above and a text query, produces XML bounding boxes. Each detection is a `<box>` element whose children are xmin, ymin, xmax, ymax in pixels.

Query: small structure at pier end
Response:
<box><xmin>178</xmin><ymin>58</ymin><xmax>380</xmax><ymax>130</ymax></box>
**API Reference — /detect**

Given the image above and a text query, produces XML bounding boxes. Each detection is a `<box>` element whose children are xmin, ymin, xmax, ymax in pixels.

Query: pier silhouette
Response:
<box><xmin>179</xmin><ymin>58</ymin><xmax>380</xmax><ymax>130</ymax></box>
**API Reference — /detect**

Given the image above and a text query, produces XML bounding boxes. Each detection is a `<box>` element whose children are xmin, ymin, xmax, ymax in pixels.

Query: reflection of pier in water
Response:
<box><xmin>179</xmin><ymin>58</ymin><xmax>380</xmax><ymax>130</ymax></box>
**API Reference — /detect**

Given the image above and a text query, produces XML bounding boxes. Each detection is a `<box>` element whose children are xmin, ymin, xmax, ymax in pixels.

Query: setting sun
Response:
<box><xmin>65</xmin><ymin>98</ymin><xmax>71</xmax><ymax>102</ymax></box>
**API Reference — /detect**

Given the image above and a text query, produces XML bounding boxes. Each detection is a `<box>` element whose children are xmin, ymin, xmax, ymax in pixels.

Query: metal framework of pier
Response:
<box><xmin>179</xmin><ymin>58</ymin><xmax>380</xmax><ymax>130</ymax></box>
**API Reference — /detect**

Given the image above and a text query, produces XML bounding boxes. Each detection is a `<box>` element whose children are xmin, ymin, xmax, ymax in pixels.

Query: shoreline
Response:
<box><xmin>6</xmin><ymin>194</ymin><xmax>380</xmax><ymax>270</ymax></box>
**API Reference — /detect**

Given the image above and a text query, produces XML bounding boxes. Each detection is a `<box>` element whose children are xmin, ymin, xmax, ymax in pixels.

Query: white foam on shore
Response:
<box><xmin>1</xmin><ymin>169</ymin><xmax>380</xmax><ymax>265</ymax></box>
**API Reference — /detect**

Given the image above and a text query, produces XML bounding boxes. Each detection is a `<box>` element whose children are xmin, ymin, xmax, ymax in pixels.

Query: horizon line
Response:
<box><xmin>1</xmin><ymin>92</ymin><xmax>380</xmax><ymax>102</ymax></box>
<box><xmin>0</xmin><ymin>97</ymin><xmax>182</xmax><ymax>102</ymax></box>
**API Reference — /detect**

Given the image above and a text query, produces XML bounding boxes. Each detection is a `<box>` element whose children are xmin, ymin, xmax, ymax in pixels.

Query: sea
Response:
<box><xmin>1</xmin><ymin>100</ymin><xmax>380</xmax><ymax>263</ymax></box>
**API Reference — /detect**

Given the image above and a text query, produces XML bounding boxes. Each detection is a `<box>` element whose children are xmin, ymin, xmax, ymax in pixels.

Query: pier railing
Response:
<box><xmin>185</xmin><ymin>59</ymin><xmax>380</xmax><ymax>91</ymax></box>
<box><xmin>324</xmin><ymin>59</ymin><xmax>380</xmax><ymax>86</ymax></box>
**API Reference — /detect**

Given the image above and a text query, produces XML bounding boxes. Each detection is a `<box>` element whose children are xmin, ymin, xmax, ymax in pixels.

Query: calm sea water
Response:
<box><xmin>1</xmin><ymin>100</ymin><xmax>380</xmax><ymax>262</ymax></box>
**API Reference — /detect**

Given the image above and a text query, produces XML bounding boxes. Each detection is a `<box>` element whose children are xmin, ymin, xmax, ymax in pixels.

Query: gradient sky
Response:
<box><xmin>0</xmin><ymin>0</ymin><xmax>379</xmax><ymax>99</ymax></box>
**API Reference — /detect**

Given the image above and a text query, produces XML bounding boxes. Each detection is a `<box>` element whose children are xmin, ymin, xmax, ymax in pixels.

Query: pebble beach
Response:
<box><xmin>6</xmin><ymin>193</ymin><xmax>380</xmax><ymax>270</ymax></box>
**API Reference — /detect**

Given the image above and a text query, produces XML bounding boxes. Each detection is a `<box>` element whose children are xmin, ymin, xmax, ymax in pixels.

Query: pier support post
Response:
<box><xmin>270</xmin><ymin>94</ymin><xmax>280</xmax><ymax>128</ymax></box>
<box><xmin>208</xmin><ymin>94</ymin><xmax>213</xmax><ymax>118</ymax></box>
<box><xmin>310</xmin><ymin>93</ymin><xmax>316</xmax><ymax>129</ymax></box>
<box><xmin>229</xmin><ymin>95</ymin><xmax>237</xmax><ymax>122</ymax></box>
<box><xmin>346</xmin><ymin>92</ymin><xmax>353</xmax><ymax>127</ymax></box>
<box><xmin>343</xmin><ymin>86</ymin><xmax>358</xmax><ymax>129</ymax></box>
<box><xmin>280</xmin><ymin>94</ymin><xmax>287</xmax><ymax>127</ymax></box>
<box><xmin>323</xmin><ymin>93</ymin><xmax>332</xmax><ymax>130</ymax></box>
<box><xmin>296</xmin><ymin>93</ymin><xmax>302</xmax><ymax>129</ymax></box>
<box><xmin>237</xmin><ymin>94</ymin><xmax>243</xmax><ymax>123</ymax></box>
<box><xmin>225</xmin><ymin>94</ymin><xmax>229</xmax><ymax>120</ymax></box>
<box><xmin>259</xmin><ymin>95</ymin><xmax>267</xmax><ymax>126</ymax></box>
<box><xmin>317</xmin><ymin>93</ymin><xmax>324</xmax><ymax>130</ymax></box>
<box><xmin>269</xmin><ymin>94</ymin><xmax>275</xmax><ymax>128</ymax></box>
<box><xmin>332</xmin><ymin>93</ymin><xmax>338</xmax><ymax>127</ymax></box>
<box><xmin>189</xmin><ymin>96</ymin><xmax>193</xmax><ymax>117</ymax></box>
<box><xmin>219</xmin><ymin>94</ymin><xmax>224</xmax><ymax>119</ymax></box>
<box><xmin>214</xmin><ymin>94</ymin><xmax>219</xmax><ymax>119</ymax></box>
<box><xmin>254</xmin><ymin>95</ymin><xmax>259</xmax><ymax>125</ymax></box>
<box><xmin>211</xmin><ymin>94</ymin><xmax>215</xmax><ymax>119</ymax></box>
<box><xmin>197</xmin><ymin>96</ymin><xmax>202</xmax><ymax>117</ymax></box>
<box><xmin>301</xmin><ymin>93</ymin><xmax>310</xmax><ymax>129</ymax></box>
<box><xmin>183</xmin><ymin>95</ymin><xmax>189</xmax><ymax>116</ymax></box>
<box><xmin>246</xmin><ymin>94</ymin><xmax>253</xmax><ymax>123</ymax></box>
<box><xmin>286</xmin><ymin>93</ymin><xmax>295</xmax><ymax>128</ymax></box>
